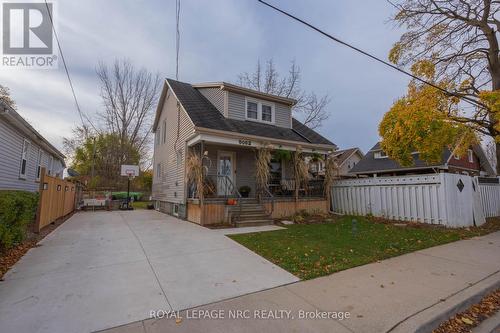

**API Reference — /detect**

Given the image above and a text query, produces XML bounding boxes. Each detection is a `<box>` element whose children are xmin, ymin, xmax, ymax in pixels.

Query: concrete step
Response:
<box><xmin>235</xmin><ymin>219</ymin><xmax>274</xmax><ymax>227</ymax></box>
<box><xmin>237</xmin><ymin>214</ymin><xmax>271</xmax><ymax>221</ymax></box>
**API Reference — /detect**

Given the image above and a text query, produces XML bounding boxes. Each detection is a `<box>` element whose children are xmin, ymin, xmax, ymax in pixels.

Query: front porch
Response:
<box><xmin>185</xmin><ymin>137</ymin><xmax>332</xmax><ymax>225</ymax></box>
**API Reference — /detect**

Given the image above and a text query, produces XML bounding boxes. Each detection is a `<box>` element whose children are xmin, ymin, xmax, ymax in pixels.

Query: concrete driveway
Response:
<box><xmin>0</xmin><ymin>210</ymin><xmax>298</xmax><ymax>333</ymax></box>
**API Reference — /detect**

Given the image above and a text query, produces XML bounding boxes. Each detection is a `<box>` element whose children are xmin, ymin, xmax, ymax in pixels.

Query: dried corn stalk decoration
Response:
<box><xmin>186</xmin><ymin>152</ymin><xmax>205</xmax><ymax>202</ymax></box>
<box><xmin>324</xmin><ymin>154</ymin><xmax>339</xmax><ymax>203</ymax></box>
<box><xmin>256</xmin><ymin>143</ymin><xmax>272</xmax><ymax>197</ymax></box>
<box><xmin>293</xmin><ymin>146</ymin><xmax>309</xmax><ymax>200</ymax></box>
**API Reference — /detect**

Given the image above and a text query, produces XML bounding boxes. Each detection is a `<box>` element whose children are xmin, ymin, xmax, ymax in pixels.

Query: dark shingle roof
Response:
<box><xmin>350</xmin><ymin>142</ymin><xmax>451</xmax><ymax>174</ymax></box>
<box><xmin>166</xmin><ymin>79</ymin><xmax>335</xmax><ymax>146</ymax></box>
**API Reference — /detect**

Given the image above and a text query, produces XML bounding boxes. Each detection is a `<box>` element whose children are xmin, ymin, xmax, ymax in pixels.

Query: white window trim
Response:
<box><xmin>374</xmin><ymin>151</ymin><xmax>388</xmax><ymax>159</ymax></box>
<box><xmin>19</xmin><ymin>139</ymin><xmax>30</xmax><ymax>179</ymax></box>
<box><xmin>48</xmin><ymin>156</ymin><xmax>53</xmax><ymax>176</ymax></box>
<box><xmin>162</xmin><ymin>120</ymin><xmax>167</xmax><ymax>144</ymax></box>
<box><xmin>467</xmin><ymin>149</ymin><xmax>474</xmax><ymax>163</ymax></box>
<box><xmin>245</xmin><ymin>97</ymin><xmax>275</xmax><ymax>124</ymax></box>
<box><xmin>36</xmin><ymin>149</ymin><xmax>43</xmax><ymax>181</ymax></box>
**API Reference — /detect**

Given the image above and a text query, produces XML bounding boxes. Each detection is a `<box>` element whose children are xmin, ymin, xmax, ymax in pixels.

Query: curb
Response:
<box><xmin>472</xmin><ymin>311</ymin><xmax>500</xmax><ymax>333</ymax></box>
<box><xmin>391</xmin><ymin>271</ymin><xmax>500</xmax><ymax>333</ymax></box>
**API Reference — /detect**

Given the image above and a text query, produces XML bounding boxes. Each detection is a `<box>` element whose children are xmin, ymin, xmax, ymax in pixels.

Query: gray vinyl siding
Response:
<box><xmin>341</xmin><ymin>153</ymin><xmax>362</xmax><ymax>175</ymax></box>
<box><xmin>227</xmin><ymin>91</ymin><xmax>291</xmax><ymax>128</ymax></box>
<box><xmin>198</xmin><ymin>88</ymin><xmax>225</xmax><ymax>115</ymax></box>
<box><xmin>152</xmin><ymin>89</ymin><xmax>195</xmax><ymax>205</ymax></box>
<box><xmin>0</xmin><ymin>117</ymin><xmax>64</xmax><ymax>192</ymax></box>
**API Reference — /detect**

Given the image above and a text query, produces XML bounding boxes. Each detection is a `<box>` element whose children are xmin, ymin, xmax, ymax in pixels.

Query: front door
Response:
<box><xmin>217</xmin><ymin>151</ymin><xmax>235</xmax><ymax>196</ymax></box>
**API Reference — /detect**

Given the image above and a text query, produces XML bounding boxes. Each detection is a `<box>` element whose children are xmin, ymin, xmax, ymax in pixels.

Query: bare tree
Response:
<box><xmin>0</xmin><ymin>84</ymin><xmax>16</xmax><ymax>109</ymax></box>
<box><xmin>388</xmin><ymin>0</ymin><xmax>500</xmax><ymax>173</ymax></box>
<box><xmin>238</xmin><ymin>59</ymin><xmax>330</xmax><ymax>129</ymax></box>
<box><xmin>96</xmin><ymin>59</ymin><xmax>161</xmax><ymax>156</ymax></box>
<box><xmin>64</xmin><ymin>59</ymin><xmax>161</xmax><ymax>175</ymax></box>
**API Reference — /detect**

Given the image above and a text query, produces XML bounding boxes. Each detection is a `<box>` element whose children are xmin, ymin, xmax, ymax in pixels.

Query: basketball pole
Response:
<box><xmin>126</xmin><ymin>176</ymin><xmax>131</xmax><ymax>210</ymax></box>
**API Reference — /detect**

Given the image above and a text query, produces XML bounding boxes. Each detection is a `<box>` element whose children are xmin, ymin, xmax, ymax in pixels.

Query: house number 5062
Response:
<box><xmin>239</xmin><ymin>139</ymin><xmax>251</xmax><ymax>146</ymax></box>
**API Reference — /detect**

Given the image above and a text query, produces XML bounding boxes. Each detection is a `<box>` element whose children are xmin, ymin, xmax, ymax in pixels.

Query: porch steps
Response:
<box><xmin>229</xmin><ymin>199</ymin><xmax>274</xmax><ymax>227</ymax></box>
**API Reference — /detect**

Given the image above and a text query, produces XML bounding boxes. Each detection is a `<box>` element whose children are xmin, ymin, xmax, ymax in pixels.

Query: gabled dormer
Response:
<box><xmin>193</xmin><ymin>82</ymin><xmax>296</xmax><ymax>129</ymax></box>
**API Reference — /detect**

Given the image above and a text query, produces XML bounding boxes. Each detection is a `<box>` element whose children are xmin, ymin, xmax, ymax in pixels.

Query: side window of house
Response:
<box><xmin>246</xmin><ymin>101</ymin><xmax>258</xmax><ymax>120</ymax></box>
<box><xmin>467</xmin><ymin>149</ymin><xmax>473</xmax><ymax>163</ymax></box>
<box><xmin>36</xmin><ymin>149</ymin><xmax>43</xmax><ymax>180</ymax></box>
<box><xmin>162</xmin><ymin>120</ymin><xmax>167</xmax><ymax>144</ymax></box>
<box><xmin>19</xmin><ymin>139</ymin><xmax>30</xmax><ymax>179</ymax></box>
<box><xmin>48</xmin><ymin>156</ymin><xmax>53</xmax><ymax>176</ymax></box>
<box><xmin>156</xmin><ymin>163</ymin><xmax>161</xmax><ymax>178</ymax></box>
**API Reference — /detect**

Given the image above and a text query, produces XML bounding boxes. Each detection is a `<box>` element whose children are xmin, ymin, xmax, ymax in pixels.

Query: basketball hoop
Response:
<box><xmin>120</xmin><ymin>165</ymin><xmax>140</xmax><ymax>211</ymax></box>
<box><xmin>125</xmin><ymin>170</ymin><xmax>136</xmax><ymax>180</ymax></box>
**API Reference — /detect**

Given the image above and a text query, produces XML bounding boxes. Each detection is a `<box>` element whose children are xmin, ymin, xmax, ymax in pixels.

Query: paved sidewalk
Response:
<box><xmin>101</xmin><ymin>232</ymin><xmax>500</xmax><ymax>333</ymax></box>
<box><xmin>0</xmin><ymin>211</ymin><xmax>297</xmax><ymax>333</ymax></box>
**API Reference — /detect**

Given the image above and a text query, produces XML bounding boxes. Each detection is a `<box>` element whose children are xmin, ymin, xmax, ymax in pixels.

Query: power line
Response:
<box><xmin>44</xmin><ymin>0</ymin><xmax>89</xmax><ymax>129</ymax></box>
<box><xmin>256</xmin><ymin>0</ymin><xmax>486</xmax><ymax>110</ymax></box>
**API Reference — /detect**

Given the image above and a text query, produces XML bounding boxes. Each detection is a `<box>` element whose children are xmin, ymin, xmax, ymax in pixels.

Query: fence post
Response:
<box><xmin>437</xmin><ymin>173</ymin><xmax>448</xmax><ymax>226</ymax></box>
<box><xmin>34</xmin><ymin>167</ymin><xmax>46</xmax><ymax>233</ymax></box>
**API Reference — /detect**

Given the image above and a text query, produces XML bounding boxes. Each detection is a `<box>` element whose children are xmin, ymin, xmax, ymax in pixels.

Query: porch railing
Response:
<box><xmin>258</xmin><ymin>186</ymin><xmax>274</xmax><ymax>217</ymax></box>
<box><xmin>268</xmin><ymin>178</ymin><xmax>325</xmax><ymax>198</ymax></box>
<box><xmin>188</xmin><ymin>174</ymin><xmax>242</xmax><ymax>199</ymax></box>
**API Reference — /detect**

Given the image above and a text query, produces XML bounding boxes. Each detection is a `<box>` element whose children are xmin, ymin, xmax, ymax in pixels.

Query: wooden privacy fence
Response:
<box><xmin>35</xmin><ymin>167</ymin><xmax>78</xmax><ymax>232</ymax></box>
<box><xmin>331</xmin><ymin>173</ymin><xmax>499</xmax><ymax>227</ymax></box>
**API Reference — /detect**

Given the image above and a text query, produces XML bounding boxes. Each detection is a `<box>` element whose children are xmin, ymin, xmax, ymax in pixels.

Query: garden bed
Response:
<box><xmin>0</xmin><ymin>215</ymin><xmax>68</xmax><ymax>280</ymax></box>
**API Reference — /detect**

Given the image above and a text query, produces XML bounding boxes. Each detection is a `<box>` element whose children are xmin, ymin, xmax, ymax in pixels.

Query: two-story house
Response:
<box><xmin>350</xmin><ymin>142</ymin><xmax>495</xmax><ymax>177</ymax></box>
<box><xmin>152</xmin><ymin>79</ymin><xmax>337</xmax><ymax>226</ymax></box>
<box><xmin>0</xmin><ymin>99</ymin><xmax>65</xmax><ymax>192</ymax></box>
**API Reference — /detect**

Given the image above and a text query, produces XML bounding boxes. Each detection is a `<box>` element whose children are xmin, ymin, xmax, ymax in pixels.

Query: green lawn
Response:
<box><xmin>229</xmin><ymin>216</ymin><xmax>500</xmax><ymax>280</ymax></box>
<box><xmin>131</xmin><ymin>201</ymin><xmax>152</xmax><ymax>210</ymax></box>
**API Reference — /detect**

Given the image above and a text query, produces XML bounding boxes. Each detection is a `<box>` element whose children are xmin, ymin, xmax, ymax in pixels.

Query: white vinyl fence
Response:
<box><xmin>477</xmin><ymin>177</ymin><xmax>500</xmax><ymax>217</ymax></box>
<box><xmin>331</xmin><ymin>173</ymin><xmax>500</xmax><ymax>227</ymax></box>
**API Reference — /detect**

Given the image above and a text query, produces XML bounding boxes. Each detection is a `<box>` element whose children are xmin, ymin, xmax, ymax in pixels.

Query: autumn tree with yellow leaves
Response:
<box><xmin>380</xmin><ymin>0</ymin><xmax>500</xmax><ymax>173</ymax></box>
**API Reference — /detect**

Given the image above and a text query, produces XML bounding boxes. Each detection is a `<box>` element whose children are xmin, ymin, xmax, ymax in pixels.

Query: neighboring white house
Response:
<box><xmin>333</xmin><ymin>147</ymin><xmax>364</xmax><ymax>177</ymax></box>
<box><xmin>0</xmin><ymin>99</ymin><xmax>65</xmax><ymax>192</ymax></box>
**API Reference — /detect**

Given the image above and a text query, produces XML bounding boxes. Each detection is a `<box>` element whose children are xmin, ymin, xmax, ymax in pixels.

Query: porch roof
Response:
<box><xmin>164</xmin><ymin>79</ymin><xmax>336</xmax><ymax>148</ymax></box>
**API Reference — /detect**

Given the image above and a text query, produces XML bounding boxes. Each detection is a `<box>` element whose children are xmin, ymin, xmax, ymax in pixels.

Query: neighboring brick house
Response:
<box><xmin>151</xmin><ymin>79</ymin><xmax>337</xmax><ymax>225</ymax></box>
<box><xmin>350</xmin><ymin>142</ymin><xmax>495</xmax><ymax>177</ymax></box>
<box><xmin>0</xmin><ymin>99</ymin><xmax>65</xmax><ymax>192</ymax></box>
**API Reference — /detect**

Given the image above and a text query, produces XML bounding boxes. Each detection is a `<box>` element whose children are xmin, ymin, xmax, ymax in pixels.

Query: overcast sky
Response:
<box><xmin>0</xmin><ymin>0</ymin><xmax>409</xmax><ymax>154</ymax></box>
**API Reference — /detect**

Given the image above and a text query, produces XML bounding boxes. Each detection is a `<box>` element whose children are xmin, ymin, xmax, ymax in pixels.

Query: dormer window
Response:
<box><xmin>262</xmin><ymin>104</ymin><xmax>272</xmax><ymax>122</ymax></box>
<box><xmin>245</xmin><ymin>98</ymin><xmax>274</xmax><ymax>123</ymax></box>
<box><xmin>374</xmin><ymin>151</ymin><xmax>388</xmax><ymax>159</ymax></box>
<box><xmin>246</xmin><ymin>101</ymin><xmax>258</xmax><ymax>120</ymax></box>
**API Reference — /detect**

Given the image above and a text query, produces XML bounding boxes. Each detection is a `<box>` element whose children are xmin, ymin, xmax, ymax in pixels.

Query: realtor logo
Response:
<box><xmin>1</xmin><ymin>1</ymin><xmax>57</xmax><ymax>69</ymax></box>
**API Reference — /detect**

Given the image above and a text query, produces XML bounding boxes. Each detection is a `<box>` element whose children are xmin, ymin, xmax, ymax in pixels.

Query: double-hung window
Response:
<box><xmin>162</xmin><ymin>120</ymin><xmax>167</xmax><ymax>144</ymax></box>
<box><xmin>467</xmin><ymin>149</ymin><xmax>474</xmax><ymax>163</ymax></box>
<box><xmin>20</xmin><ymin>139</ymin><xmax>30</xmax><ymax>179</ymax></box>
<box><xmin>245</xmin><ymin>98</ymin><xmax>274</xmax><ymax>123</ymax></box>
<box><xmin>36</xmin><ymin>149</ymin><xmax>43</xmax><ymax>181</ymax></box>
<box><xmin>246</xmin><ymin>101</ymin><xmax>258</xmax><ymax>120</ymax></box>
<box><xmin>262</xmin><ymin>104</ymin><xmax>272</xmax><ymax>122</ymax></box>
<box><xmin>48</xmin><ymin>156</ymin><xmax>53</xmax><ymax>176</ymax></box>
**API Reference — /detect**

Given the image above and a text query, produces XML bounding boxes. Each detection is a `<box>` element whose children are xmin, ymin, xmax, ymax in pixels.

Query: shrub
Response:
<box><xmin>0</xmin><ymin>191</ymin><xmax>39</xmax><ymax>249</ymax></box>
